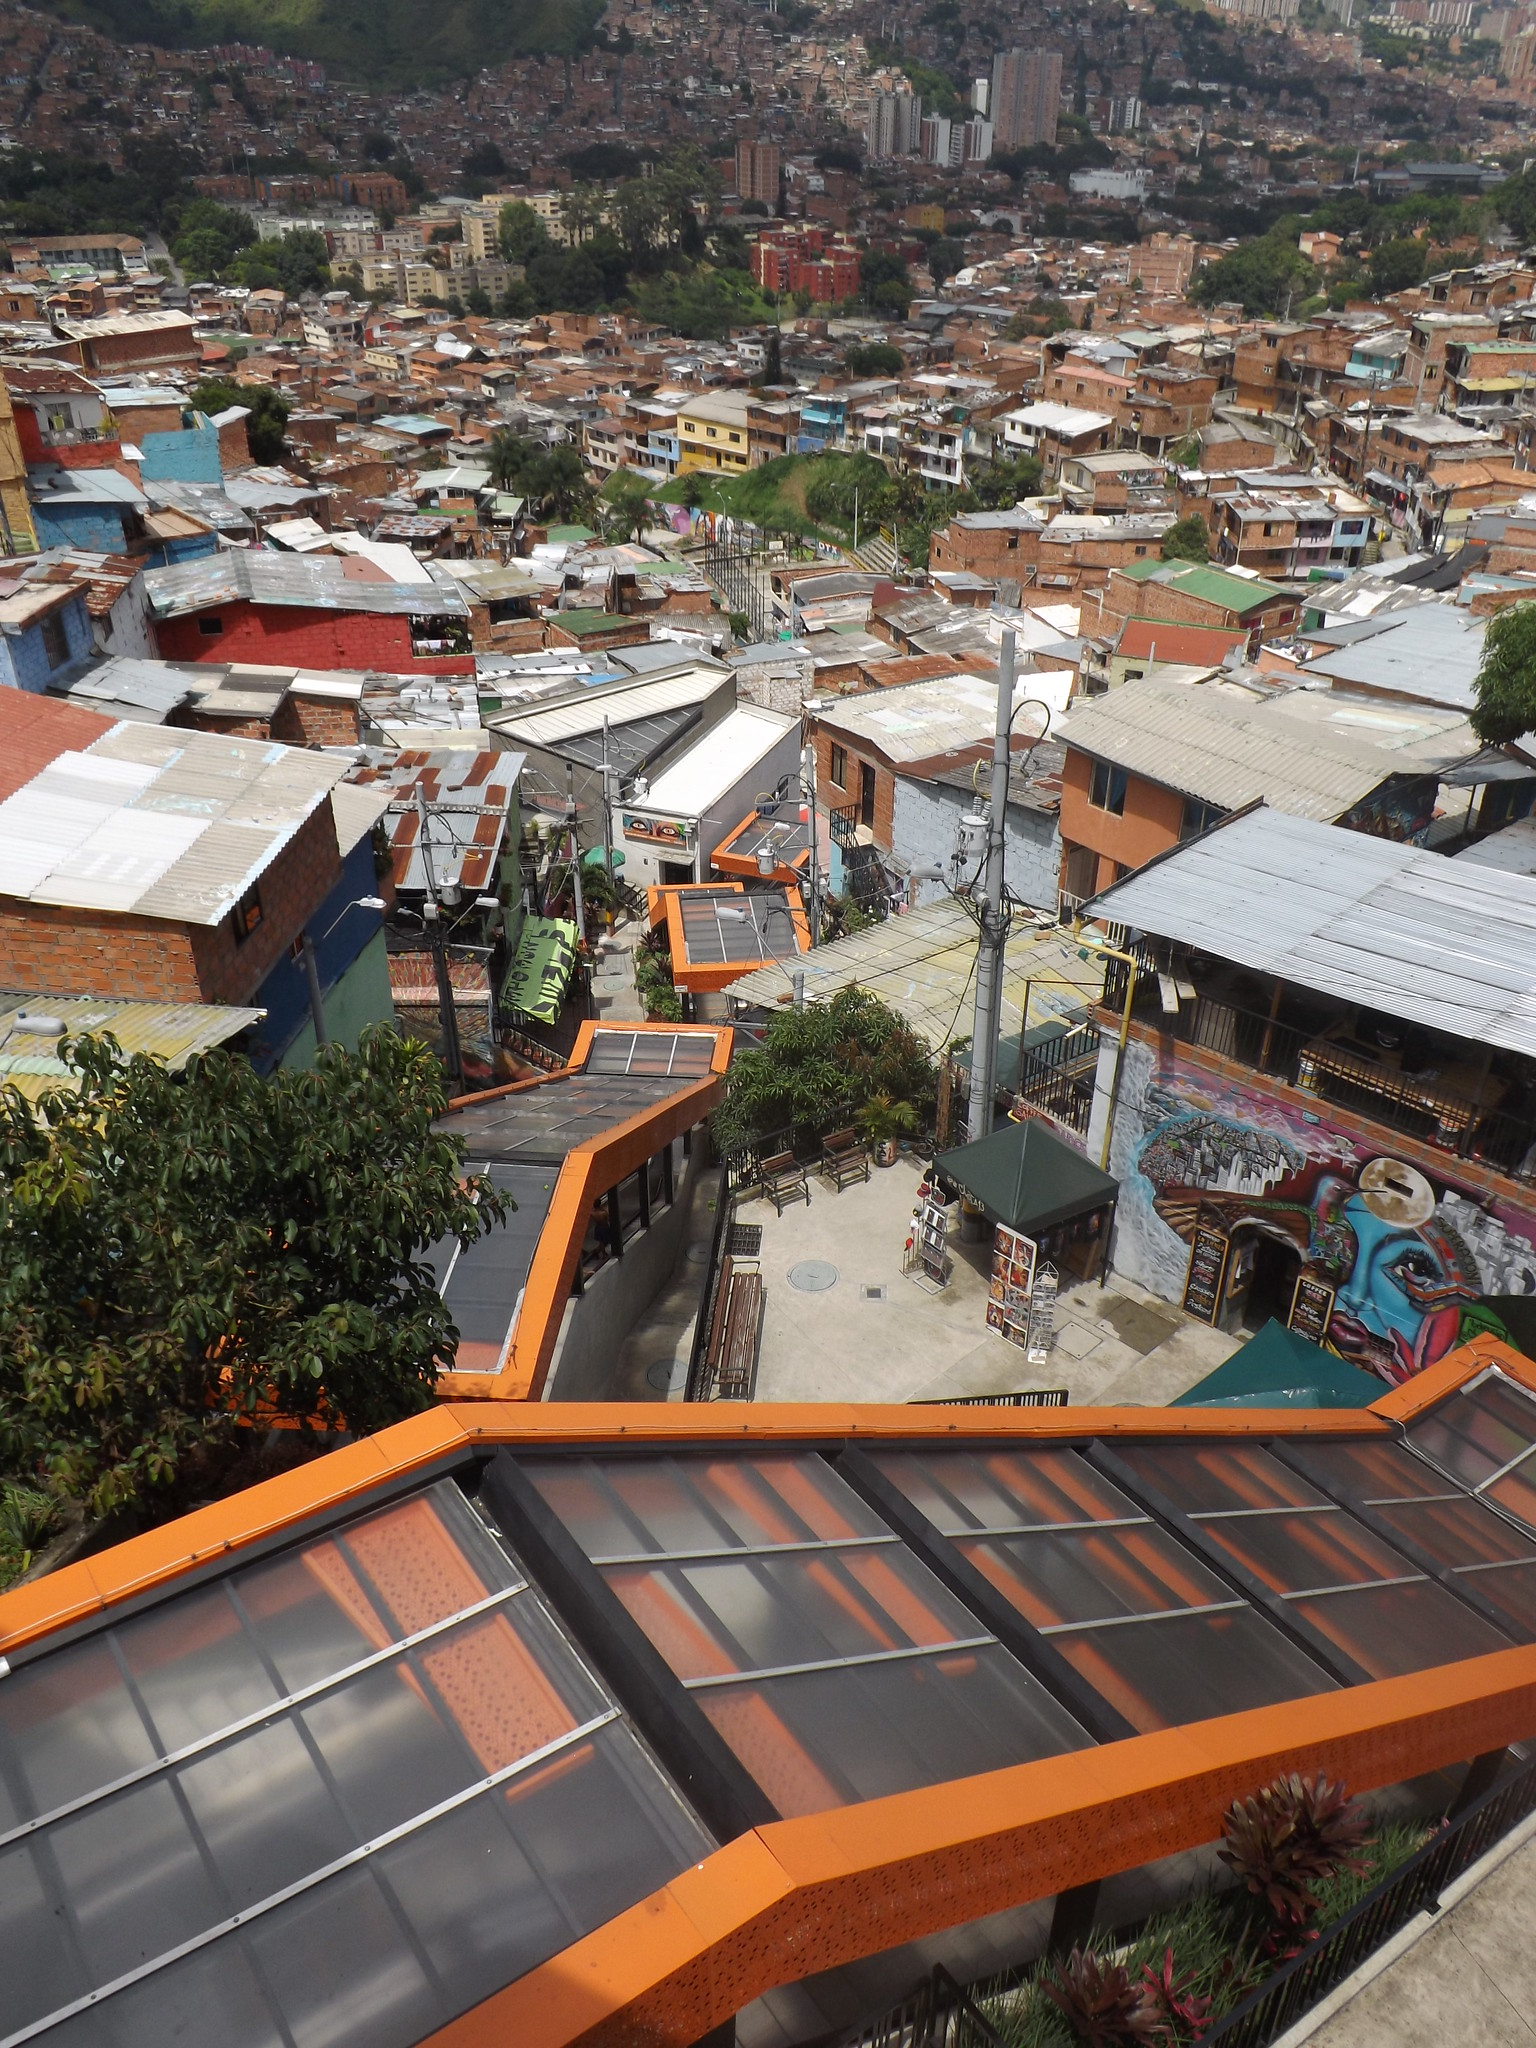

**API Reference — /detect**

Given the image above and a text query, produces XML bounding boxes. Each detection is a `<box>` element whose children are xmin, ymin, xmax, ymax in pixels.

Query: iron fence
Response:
<box><xmin>1012</xmin><ymin>1023</ymin><xmax>1099</xmax><ymax>1138</ymax></box>
<box><xmin>683</xmin><ymin>1157</ymin><xmax>736</xmax><ymax>1404</ymax></box>
<box><xmin>832</xmin><ymin>1760</ymin><xmax>1536</xmax><ymax>2048</ymax></box>
<box><xmin>703</xmin><ymin>528</ymin><xmax>770</xmax><ymax>642</ymax></box>
<box><xmin>1200</xmin><ymin>1757</ymin><xmax>1536</xmax><ymax>2047</ymax></box>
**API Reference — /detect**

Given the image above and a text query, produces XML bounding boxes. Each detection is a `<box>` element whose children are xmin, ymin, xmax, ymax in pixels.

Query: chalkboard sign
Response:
<box><xmin>1288</xmin><ymin>1274</ymin><xmax>1337</xmax><ymax>1346</ymax></box>
<box><xmin>1182</xmin><ymin>1224</ymin><xmax>1231</xmax><ymax>1324</ymax></box>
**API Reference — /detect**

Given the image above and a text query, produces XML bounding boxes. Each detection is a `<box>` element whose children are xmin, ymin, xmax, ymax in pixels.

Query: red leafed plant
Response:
<box><xmin>1042</xmin><ymin>1947</ymin><xmax>1165</xmax><ymax>2045</ymax></box>
<box><xmin>1139</xmin><ymin>1946</ymin><xmax>1213</xmax><ymax>2041</ymax></box>
<box><xmin>1218</xmin><ymin>1772</ymin><xmax>1374</xmax><ymax>1936</ymax></box>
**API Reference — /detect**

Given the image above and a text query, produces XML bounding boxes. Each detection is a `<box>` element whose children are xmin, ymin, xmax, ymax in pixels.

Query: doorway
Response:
<box><xmin>859</xmin><ymin>761</ymin><xmax>876</xmax><ymax>828</ymax></box>
<box><xmin>661</xmin><ymin>860</ymin><xmax>694</xmax><ymax>885</ymax></box>
<box><xmin>1223</xmin><ymin>1227</ymin><xmax>1302</xmax><ymax>1333</ymax></box>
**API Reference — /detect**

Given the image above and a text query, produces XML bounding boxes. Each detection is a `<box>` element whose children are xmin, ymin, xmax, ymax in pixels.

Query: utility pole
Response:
<box><xmin>416</xmin><ymin>788</ymin><xmax>465</xmax><ymax>1095</ymax></box>
<box><xmin>301</xmin><ymin>935</ymin><xmax>329</xmax><ymax>1049</ymax></box>
<box><xmin>801</xmin><ymin>721</ymin><xmax>821</xmax><ymax>943</ymax></box>
<box><xmin>600</xmin><ymin>716</ymin><xmax>615</xmax><ymax>880</ymax></box>
<box><xmin>966</xmin><ymin>629</ymin><xmax>1016</xmax><ymax>1144</ymax></box>
<box><xmin>566</xmin><ymin>764</ymin><xmax>586</xmax><ymax>1016</ymax></box>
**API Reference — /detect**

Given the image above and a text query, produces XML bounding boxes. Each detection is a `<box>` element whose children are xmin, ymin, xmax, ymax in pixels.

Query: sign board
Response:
<box><xmin>1026</xmin><ymin>1260</ymin><xmax>1059</xmax><ymax>1364</ymax></box>
<box><xmin>1288</xmin><ymin>1274</ymin><xmax>1337</xmax><ymax>1347</ymax></box>
<box><xmin>621</xmin><ymin>814</ymin><xmax>693</xmax><ymax>850</ymax></box>
<box><xmin>916</xmin><ymin>1197</ymin><xmax>950</xmax><ymax>1288</ymax></box>
<box><xmin>987</xmin><ymin>1224</ymin><xmax>1038</xmax><ymax>1347</ymax></box>
<box><xmin>1182</xmin><ymin>1223</ymin><xmax>1231</xmax><ymax>1325</ymax></box>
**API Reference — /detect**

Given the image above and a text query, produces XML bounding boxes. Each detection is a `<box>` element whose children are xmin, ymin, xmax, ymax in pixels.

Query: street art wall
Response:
<box><xmin>1107</xmin><ymin>1036</ymin><xmax>1536</xmax><ymax>1384</ymax></box>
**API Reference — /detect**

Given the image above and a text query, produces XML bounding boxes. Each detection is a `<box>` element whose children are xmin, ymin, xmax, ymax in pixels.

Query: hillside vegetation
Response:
<box><xmin>34</xmin><ymin>0</ymin><xmax>605</xmax><ymax>84</ymax></box>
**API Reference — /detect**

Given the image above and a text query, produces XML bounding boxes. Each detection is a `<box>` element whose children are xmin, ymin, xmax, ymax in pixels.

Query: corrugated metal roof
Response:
<box><xmin>818</xmin><ymin>674</ymin><xmax>1014</xmax><ymax>766</ymax></box>
<box><xmin>1091</xmin><ymin>808</ymin><xmax>1536</xmax><ymax>1058</ymax></box>
<box><xmin>725</xmin><ymin>899</ymin><xmax>1103</xmax><ymax>1049</ymax></box>
<box><xmin>1300</xmin><ymin>607</ymin><xmax>1486</xmax><ymax>712</ymax></box>
<box><xmin>488</xmin><ymin>667</ymin><xmax>726</xmax><ymax>750</ymax></box>
<box><xmin>0</xmin><ymin>723</ymin><xmax>348</xmax><ymax>925</ymax></box>
<box><xmin>0</xmin><ymin>991</ymin><xmax>262</xmax><ymax>1099</ymax></box>
<box><xmin>346</xmin><ymin>747</ymin><xmax>522</xmax><ymax>894</ymax></box>
<box><xmin>1056</xmin><ymin>678</ymin><xmax>1479</xmax><ymax>818</ymax></box>
<box><xmin>141</xmin><ymin>553</ymin><xmax>469</xmax><ymax>621</ymax></box>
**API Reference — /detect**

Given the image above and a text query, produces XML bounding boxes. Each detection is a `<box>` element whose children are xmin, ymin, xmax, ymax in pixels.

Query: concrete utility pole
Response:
<box><xmin>966</xmin><ymin>629</ymin><xmax>1016</xmax><ymax>1144</ymax></box>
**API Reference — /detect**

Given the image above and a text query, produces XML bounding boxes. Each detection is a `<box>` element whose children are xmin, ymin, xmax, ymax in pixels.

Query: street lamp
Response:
<box><xmin>719</xmin><ymin>903</ymin><xmax>805</xmax><ymax>1008</ymax></box>
<box><xmin>300</xmin><ymin>897</ymin><xmax>387</xmax><ymax>1052</ymax></box>
<box><xmin>0</xmin><ymin>1010</ymin><xmax>66</xmax><ymax>1057</ymax></box>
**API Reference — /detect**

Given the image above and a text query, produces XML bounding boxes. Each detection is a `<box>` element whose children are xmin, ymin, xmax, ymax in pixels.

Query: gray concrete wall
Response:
<box><xmin>544</xmin><ymin>1140</ymin><xmax>708</xmax><ymax>1400</ymax></box>
<box><xmin>892</xmin><ymin>776</ymin><xmax>1061</xmax><ymax>912</ymax></box>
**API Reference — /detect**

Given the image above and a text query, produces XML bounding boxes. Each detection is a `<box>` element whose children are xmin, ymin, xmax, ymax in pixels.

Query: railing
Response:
<box><xmin>833</xmin><ymin>1761</ymin><xmax>1536</xmax><ymax>2048</ymax></box>
<box><xmin>913</xmin><ymin>1390</ymin><xmax>1069</xmax><ymax>1408</ymax></box>
<box><xmin>1011</xmin><ymin>1022</ymin><xmax>1098</xmax><ymax>1138</ymax></box>
<box><xmin>1201</xmin><ymin>1757</ymin><xmax>1536</xmax><ymax>2047</ymax></box>
<box><xmin>1100</xmin><ymin>946</ymin><xmax>1536</xmax><ymax>1176</ymax></box>
<box><xmin>683</xmin><ymin>1154</ymin><xmax>736</xmax><ymax>1403</ymax></box>
<box><xmin>830</xmin><ymin>801</ymin><xmax>860</xmax><ymax>850</ymax></box>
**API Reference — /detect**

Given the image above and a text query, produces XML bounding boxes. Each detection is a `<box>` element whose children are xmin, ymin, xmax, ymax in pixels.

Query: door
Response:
<box><xmin>859</xmin><ymin>761</ymin><xmax>877</xmax><ymax>828</ymax></box>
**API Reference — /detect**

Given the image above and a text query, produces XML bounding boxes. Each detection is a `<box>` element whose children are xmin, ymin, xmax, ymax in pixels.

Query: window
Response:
<box><xmin>706</xmin><ymin>425</ymin><xmax>717</xmax><ymax>439</ymax></box>
<box><xmin>728</xmin><ymin>432</ymin><xmax>741</xmax><ymax>443</ymax></box>
<box><xmin>199</xmin><ymin>614</ymin><xmax>224</xmax><ymax>636</ymax></box>
<box><xmin>230</xmin><ymin>883</ymin><xmax>263</xmax><ymax>945</ymax></box>
<box><xmin>1180</xmin><ymin>797</ymin><xmax>1225</xmax><ymax>841</ymax></box>
<box><xmin>39</xmin><ymin>609</ymin><xmax>69</xmax><ymax>670</ymax></box>
<box><xmin>1088</xmin><ymin>761</ymin><xmax>1127</xmax><ymax>816</ymax></box>
<box><xmin>829</xmin><ymin>744</ymin><xmax>847</xmax><ymax>789</ymax></box>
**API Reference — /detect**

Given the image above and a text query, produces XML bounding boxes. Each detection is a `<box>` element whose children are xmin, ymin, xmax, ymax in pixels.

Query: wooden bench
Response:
<box><xmin>820</xmin><ymin>1125</ymin><xmax>870</xmax><ymax>1191</ymax></box>
<box><xmin>760</xmin><ymin>1147</ymin><xmax>809</xmax><ymax>1214</ymax></box>
<box><xmin>703</xmin><ymin>1256</ymin><xmax>764</xmax><ymax>1401</ymax></box>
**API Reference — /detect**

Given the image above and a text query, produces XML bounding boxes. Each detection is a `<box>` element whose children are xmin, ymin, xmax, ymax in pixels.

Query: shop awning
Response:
<box><xmin>934</xmin><ymin>1118</ymin><xmax>1118</xmax><ymax>1237</ymax></box>
<box><xmin>1173</xmin><ymin>1319</ymin><xmax>1384</xmax><ymax>1410</ymax></box>
<box><xmin>501</xmin><ymin>915</ymin><xmax>577</xmax><ymax>1024</ymax></box>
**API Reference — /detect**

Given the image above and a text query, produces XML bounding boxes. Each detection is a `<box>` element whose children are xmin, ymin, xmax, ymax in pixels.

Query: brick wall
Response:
<box><xmin>0</xmin><ymin>797</ymin><xmax>343</xmax><ymax>1004</ymax></box>
<box><xmin>928</xmin><ymin>523</ymin><xmax>1040</xmax><ymax>576</ymax></box>
<box><xmin>152</xmin><ymin>600</ymin><xmax>474</xmax><ymax>676</ymax></box>
<box><xmin>816</xmin><ymin>731</ymin><xmax>894</xmax><ymax>848</ymax></box>
<box><xmin>288</xmin><ymin>692</ymin><xmax>361</xmax><ymax>745</ymax></box>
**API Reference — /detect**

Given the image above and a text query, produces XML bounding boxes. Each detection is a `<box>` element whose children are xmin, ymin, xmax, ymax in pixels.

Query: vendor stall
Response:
<box><xmin>933</xmin><ymin>1118</ymin><xmax>1119</xmax><ymax>1301</ymax></box>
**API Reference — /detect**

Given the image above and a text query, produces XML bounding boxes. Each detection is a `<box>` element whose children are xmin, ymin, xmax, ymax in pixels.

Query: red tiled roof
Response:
<box><xmin>0</xmin><ymin>691</ymin><xmax>116</xmax><ymax>802</ymax></box>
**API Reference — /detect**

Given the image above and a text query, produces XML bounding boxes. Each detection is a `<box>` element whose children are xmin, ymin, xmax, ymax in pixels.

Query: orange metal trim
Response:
<box><xmin>1369</xmin><ymin>1335</ymin><xmax>1536</xmax><ymax>1421</ymax></box>
<box><xmin>712</xmin><ymin>808</ymin><xmax>811</xmax><ymax>887</ymax></box>
<box><xmin>422</xmin><ymin>1643</ymin><xmax>1536</xmax><ymax>2048</ymax></box>
<box><xmin>663</xmin><ymin>883</ymin><xmax>812</xmax><ymax>996</ymax></box>
<box><xmin>646</xmin><ymin>879</ymin><xmax>743</xmax><ymax>932</ymax></box>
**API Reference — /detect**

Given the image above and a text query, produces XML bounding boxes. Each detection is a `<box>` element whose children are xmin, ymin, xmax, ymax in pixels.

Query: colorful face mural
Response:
<box><xmin>1109</xmin><ymin>1042</ymin><xmax>1536</xmax><ymax>1384</ymax></box>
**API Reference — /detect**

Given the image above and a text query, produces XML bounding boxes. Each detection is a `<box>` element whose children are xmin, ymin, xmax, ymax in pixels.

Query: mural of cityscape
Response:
<box><xmin>1107</xmin><ymin>1039</ymin><xmax>1536</xmax><ymax>1385</ymax></box>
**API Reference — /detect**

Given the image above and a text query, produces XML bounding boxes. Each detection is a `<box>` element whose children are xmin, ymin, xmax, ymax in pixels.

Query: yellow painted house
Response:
<box><xmin>677</xmin><ymin>389</ymin><xmax>752</xmax><ymax>474</ymax></box>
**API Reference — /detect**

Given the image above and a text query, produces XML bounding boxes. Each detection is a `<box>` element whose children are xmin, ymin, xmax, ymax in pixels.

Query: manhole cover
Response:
<box><xmin>685</xmin><ymin>1240</ymin><xmax>711</xmax><ymax>1264</ymax></box>
<box><xmin>646</xmin><ymin>1357</ymin><xmax>686</xmax><ymax>1392</ymax></box>
<box><xmin>788</xmin><ymin>1260</ymin><xmax>839</xmax><ymax>1292</ymax></box>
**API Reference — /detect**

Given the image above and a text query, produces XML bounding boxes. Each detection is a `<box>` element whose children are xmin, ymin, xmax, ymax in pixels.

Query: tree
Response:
<box><xmin>461</xmin><ymin>141</ymin><xmax>507</xmax><ymax>194</ymax></box>
<box><xmin>169</xmin><ymin>198</ymin><xmax>256</xmax><ymax>279</ymax></box>
<box><xmin>844</xmin><ymin>340</ymin><xmax>904</xmax><ymax>377</ymax></box>
<box><xmin>859</xmin><ymin>249</ymin><xmax>912</xmax><ymax>319</ymax></box>
<box><xmin>499</xmin><ymin>200</ymin><xmax>550</xmax><ymax>265</ymax></box>
<box><xmin>1160</xmin><ymin>514</ymin><xmax>1210</xmax><ymax>563</ymax></box>
<box><xmin>1190</xmin><ymin>229</ymin><xmax>1312</xmax><ymax>315</ymax></box>
<box><xmin>0</xmin><ymin>1030</ymin><xmax>506</xmax><ymax>1520</ymax></box>
<box><xmin>926</xmin><ymin>236</ymin><xmax>966</xmax><ymax>290</ymax></box>
<box><xmin>1369</xmin><ymin>237</ymin><xmax>1427</xmax><ymax>296</ymax></box>
<box><xmin>711</xmin><ymin>987</ymin><xmax>935</xmax><ymax>1155</ymax></box>
<box><xmin>602</xmin><ymin>469</ymin><xmax>653</xmax><ymax>543</ymax></box>
<box><xmin>527</xmin><ymin>444</ymin><xmax>596</xmax><ymax>524</ymax></box>
<box><xmin>488</xmin><ymin>429</ymin><xmax>531</xmax><ymax>491</ymax></box>
<box><xmin>761</xmin><ymin>325</ymin><xmax>783</xmax><ymax>385</ymax></box>
<box><xmin>191</xmin><ymin>376</ymin><xmax>290</xmax><ymax>464</ymax></box>
<box><xmin>1470</xmin><ymin>603</ymin><xmax>1536</xmax><ymax>746</ymax></box>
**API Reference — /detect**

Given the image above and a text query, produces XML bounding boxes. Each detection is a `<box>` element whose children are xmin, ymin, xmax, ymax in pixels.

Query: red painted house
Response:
<box><xmin>141</xmin><ymin>551</ymin><xmax>476</xmax><ymax>675</ymax></box>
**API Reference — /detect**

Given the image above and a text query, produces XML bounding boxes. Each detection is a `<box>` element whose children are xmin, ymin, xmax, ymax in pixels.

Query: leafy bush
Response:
<box><xmin>1042</xmin><ymin>1949</ymin><xmax>1160</xmax><ymax>2045</ymax></box>
<box><xmin>0</xmin><ymin>1483</ymin><xmax>60</xmax><ymax>1586</ymax></box>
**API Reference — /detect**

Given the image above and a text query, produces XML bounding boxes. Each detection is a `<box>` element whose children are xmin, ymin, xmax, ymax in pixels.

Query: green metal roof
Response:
<box><xmin>1173</xmin><ymin>1320</ymin><xmax>1384</xmax><ymax>1410</ymax></box>
<box><xmin>501</xmin><ymin>916</ymin><xmax>577</xmax><ymax>1025</ymax></box>
<box><xmin>1114</xmin><ymin>560</ymin><xmax>1286</xmax><ymax>614</ymax></box>
<box><xmin>934</xmin><ymin>1117</ymin><xmax>1118</xmax><ymax>1236</ymax></box>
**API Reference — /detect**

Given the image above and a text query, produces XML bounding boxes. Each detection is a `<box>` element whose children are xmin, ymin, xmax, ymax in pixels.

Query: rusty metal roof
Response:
<box><xmin>345</xmin><ymin>747</ymin><xmax>523</xmax><ymax>895</ymax></box>
<box><xmin>141</xmin><ymin>552</ymin><xmax>470</xmax><ymax>621</ymax></box>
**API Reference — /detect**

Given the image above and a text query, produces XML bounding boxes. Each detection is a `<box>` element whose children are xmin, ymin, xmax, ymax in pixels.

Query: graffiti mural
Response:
<box><xmin>1108</xmin><ymin>1039</ymin><xmax>1536</xmax><ymax>1384</ymax></box>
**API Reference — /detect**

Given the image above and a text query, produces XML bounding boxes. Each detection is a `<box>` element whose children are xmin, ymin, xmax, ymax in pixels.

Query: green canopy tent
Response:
<box><xmin>933</xmin><ymin>1118</ymin><xmax>1119</xmax><ymax>1280</ymax></box>
<box><xmin>1173</xmin><ymin>1319</ymin><xmax>1384</xmax><ymax>1410</ymax></box>
<box><xmin>501</xmin><ymin>915</ymin><xmax>577</xmax><ymax>1027</ymax></box>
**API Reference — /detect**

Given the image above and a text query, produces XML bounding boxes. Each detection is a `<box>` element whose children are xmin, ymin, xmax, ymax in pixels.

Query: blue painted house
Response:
<box><xmin>0</xmin><ymin>581</ymin><xmax>94</xmax><ymax>691</ymax></box>
<box><xmin>27</xmin><ymin>465</ymin><xmax>148</xmax><ymax>552</ymax></box>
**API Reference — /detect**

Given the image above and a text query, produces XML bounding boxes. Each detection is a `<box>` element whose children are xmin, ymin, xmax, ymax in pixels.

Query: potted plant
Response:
<box><xmin>856</xmin><ymin>1093</ymin><xmax>919</xmax><ymax>1167</ymax></box>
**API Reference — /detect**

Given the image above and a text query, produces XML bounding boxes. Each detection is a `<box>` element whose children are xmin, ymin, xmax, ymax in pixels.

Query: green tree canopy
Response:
<box><xmin>601</xmin><ymin>468</ymin><xmax>653</xmax><ymax>543</ymax></box>
<box><xmin>191</xmin><ymin>376</ymin><xmax>290</xmax><ymax>464</ymax></box>
<box><xmin>1161</xmin><ymin>514</ymin><xmax>1211</xmax><ymax>563</ymax></box>
<box><xmin>169</xmin><ymin>198</ymin><xmax>256</xmax><ymax>280</ymax></box>
<box><xmin>1190</xmin><ymin>229</ymin><xmax>1312</xmax><ymax>316</ymax></box>
<box><xmin>499</xmin><ymin>200</ymin><xmax>551</xmax><ymax>265</ymax></box>
<box><xmin>712</xmin><ymin>987</ymin><xmax>936</xmax><ymax>1153</ymax></box>
<box><xmin>844</xmin><ymin>340</ymin><xmax>904</xmax><ymax>378</ymax></box>
<box><xmin>227</xmin><ymin>227</ymin><xmax>331</xmax><ymax>296</ymax></box>
<box><xmin>1368</xmin><ymin>236</ymin><xmax>1427</xmax><ymax>296</ymax></box>
<box><xmin>0</xmin><ymin>1030</ymin><xmax>505</xmax><ymax>1520</ymax></box>
<box><xmin>1470</xmin><ymin>602</ymin><xmax>1536</xmax><ymax>747</ymax></box>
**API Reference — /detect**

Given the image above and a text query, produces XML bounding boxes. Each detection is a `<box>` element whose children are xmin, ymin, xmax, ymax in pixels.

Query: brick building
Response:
<box><xmin>51</xmin><ymin>311</ymin><xmax>200</xmax><ymax>377</ymax></box>
<box><xmin>735</xmin><ymin>140</ymin><xmax>781</xmax><ymax>206</ymax></box>
<box><xmin>0</xmin><ymin>695</ymin><xmax>391</xmax><ymax>1067</ymax></box>
<box><xmin>1093</xmin><ymin>559</ymin><xmax>1298</xmax><ymax>649</ymax></box>
<box><xmin>142</xmin><ymin>552</ymin><xmax>475</xmax><ymax>675</ymax></box>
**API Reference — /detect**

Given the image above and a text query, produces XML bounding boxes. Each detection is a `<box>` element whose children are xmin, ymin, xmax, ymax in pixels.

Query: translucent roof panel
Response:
<box><xmin>870</xmin><ymin>1447</ymin><xmax>1334</xmax><ymax>1734</ymax></box>
<box><xmin>0</xmin><ymin>1481</ymin><xmax>709</xmax><ymax>2048</ymax></box>
<box><xmin>582</xmin><ymin>1028</ymin><xmax>716</xmax><ymax>1077</ymax></box>
<box><xmin>519</xmin><ymin>1453</ymin><xmax>1091</xmax><ymax>1818</ymax></box>
<box><xmin>1117</xmin><ymin>1442</ymin><xmax>1517</xmax><ymax>1682</ymax></box>
<box><xmin>1292</xmin><ymin>1436</ymin><xmax>1536</xmax><ymax>1640</ymax></box>
<box><xmin>1406</xmin><ymin>1370</ymin><xmax>1536</xmax><ymax>1533</ymax></box>
<box><xmin>438</xmin><ymin>1071</ymin><xmax>687</xmax><ymax>1164</ymax></box>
